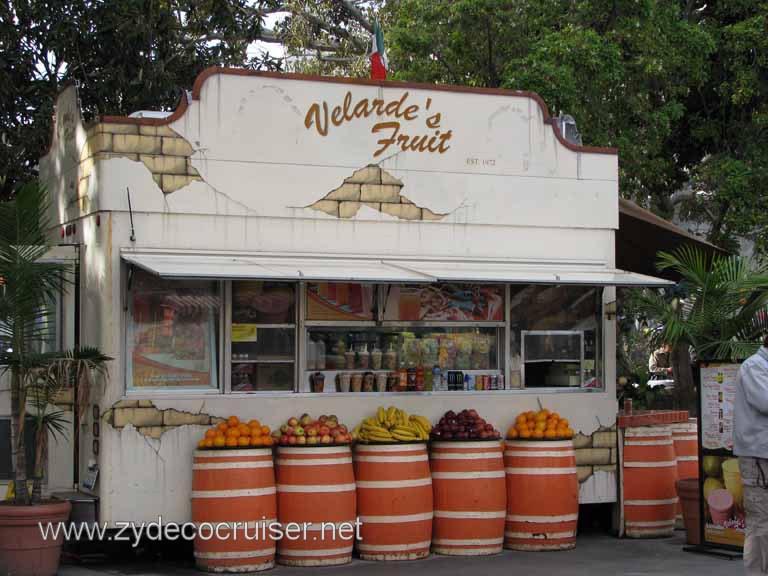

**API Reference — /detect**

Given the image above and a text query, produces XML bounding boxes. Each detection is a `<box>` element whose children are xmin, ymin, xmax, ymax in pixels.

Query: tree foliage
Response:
<box><xmin>0</xmin><ymin>0</ymin><xmax>373</xmax><ymax>200</ymax></box>
<box><xmin>385</xmin><ymin>0</ymin><xmax>768</xmax><ymax>255</ymax></box>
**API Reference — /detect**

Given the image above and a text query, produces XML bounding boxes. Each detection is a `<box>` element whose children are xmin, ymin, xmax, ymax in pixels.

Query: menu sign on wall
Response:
<box><xmin>384</xmin><ymin>284</ymin><xmax>504</xmax><ymax>322</ymax></box>
<box><xmin>699</xmin><ymin>363</ymin><xmax>745</xmax><ymax>550</ymax></box>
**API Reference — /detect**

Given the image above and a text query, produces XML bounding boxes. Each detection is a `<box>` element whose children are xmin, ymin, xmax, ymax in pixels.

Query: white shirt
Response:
<box><xmin>734</xmin><ymin>347</ymin><xmax>768</xmax><ymax>459</ymax></box>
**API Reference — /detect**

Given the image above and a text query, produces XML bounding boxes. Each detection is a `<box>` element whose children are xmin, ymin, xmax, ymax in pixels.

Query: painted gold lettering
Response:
<box><xmin>384</xmin><ymin>92</ymin><xmax>409</xmax><ymax>117</ymax></box>
<box><xmin>331</xmin><ymin>105</ymin><xmax>344</xmax><ymax>126</ymax></box>
<box><xmin>304</xmin><ymin>102</ymin><xmax>328</xmax><ymax>136</ymax></box>
<box><xmin>403</xmin><ymin>104</ymin><xmax>419</xmax><ymax>121</ymax></box>
<box><xmin>353</xmin><ymin>99</ymin><xmax>370</xmax><ymax>119</ymax></box>
<box><xmin>438</xmin><ymin>130</ymin><xmax>453</xmax><ymax>153</ymax></box>
<box><xmin>371</xmin><ymin>99</ymin><xmax>386</xmax><ymax>116</ymax></box>
<box><xmin>343</xmin><ymin>92</ymin><xmax>354</xmax><ymax>122</ymax></box>
<box><xmin>371</xmin><ymin>121</ymin><xmax>400</xmax><ymax>157</ymax></box>
<box><xmin>426</xmin><ymin>112</ymin><xmax>441</xmax><ymax>129</ymax></box>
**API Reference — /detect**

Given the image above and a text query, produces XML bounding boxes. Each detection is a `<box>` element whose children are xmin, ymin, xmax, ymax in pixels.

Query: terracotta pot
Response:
<box><xmin>0</xmin><ymin>499</ymin><xmax>72</xmax><ymax>576</ymax></box>
<box><xmin>677</xmin><ymin>478</ymin><xmax>701</xmax><ymax>545</ymax></box>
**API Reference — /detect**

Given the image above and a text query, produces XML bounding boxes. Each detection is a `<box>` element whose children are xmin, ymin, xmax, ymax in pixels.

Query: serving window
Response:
<box><xmin>124</xmin><ymin>269</ymin><xmax>605</xmax><ymax>394</ymax></box>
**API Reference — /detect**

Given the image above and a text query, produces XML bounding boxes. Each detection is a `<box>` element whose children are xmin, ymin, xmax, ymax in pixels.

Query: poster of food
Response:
<box><xmin>129</xmin><ymin>272</ymin><xmax>219</xmax><ymax>389</ymax></box>
<box><xmin>383</xmin><ymin>284</ymin><xmax>504</xmax><ymax>322</ymax></box>
<box><xmin>306</xmin><ymin>282</ymin><xmax>375</xmax><ymax>321</ymax></box>
<box><xmin>233</xmin><ymin>281</ymin><xmax>295</xmax><ymax>324</ymax></box>
<box><xmin>699</xmin><ymin>363</ymin><xmax>745</xmax><ymax>549</ymax></box>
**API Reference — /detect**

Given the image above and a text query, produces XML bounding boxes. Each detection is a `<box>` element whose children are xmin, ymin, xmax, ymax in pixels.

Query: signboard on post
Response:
<box><xmin>698</xmin><ymin>362</ymin><xmax>745</xmax><ymax>551</ymax></box>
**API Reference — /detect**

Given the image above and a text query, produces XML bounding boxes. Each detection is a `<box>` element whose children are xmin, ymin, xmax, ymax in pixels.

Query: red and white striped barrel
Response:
<box><xmin>191</xmin><ymin>449</ymin><xmax>277</xmax><ymax>572</ymax></box>
<box><xmin>623</xmin><ymin>426</ymin><xmax>678</xmax><ymax>538</ymax></box>
<box><xmin>354</xmin><ymin>443</ymin><xmax>433</xmax><ymax>560</ymax></box>
<box><xmin>430</xmin><ymin>441</ymin><xmax>506</xmax><ymax>556</ymax></box>
<box><xmin>276</xmin><ymin>446</ymin><xmax>356</xmax><ymax>566</ymax></box>
<box><xmin>672</xmin><ymin>420</ymin><xmax>698</xmax><ymax>526</ymax></box>
<box><xmin>504</xmin><ymin>440</ymin><xmax>579</xmax><ymax>551</ymax></box>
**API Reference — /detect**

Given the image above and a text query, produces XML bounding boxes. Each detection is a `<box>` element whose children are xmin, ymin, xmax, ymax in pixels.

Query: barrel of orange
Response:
<box><xmin>504</xmin><ymin>440</ymin><xmax>578</xmax><ymax>551</ymax></box>
<box><xmin>623</xmin><ymin>426</ymin><xmax>678</xmax><ymax>538</ymax></box>
<box><xmin>672</xmin><ymin>420</ymin><xmax>698</xmax><ymax>526</ymax></box>
<box><xmin>191</xmin><ymin>448</ymin><xmax>277</xmax><ymax>573</ymax></box>
<box><xmin>354</xmin><ymin>442</ymin><xmax>433</xmax><ymax>560</ymax></box>
<box><xmin>430</xmin><ymin>440</ymin><xmax>506</xmax><ymax>556</ymax></box>
<box><xmin>276</xmin><ymin>445</ymin><xmax>356</xmax><ymax>566</ymax></box>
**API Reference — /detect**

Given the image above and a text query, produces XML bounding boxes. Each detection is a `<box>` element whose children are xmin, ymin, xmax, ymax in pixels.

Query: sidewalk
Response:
<box><xmin>60</xmin><ymin>533</ymin><xmax>742</xmax><ymax>576</ymax></box>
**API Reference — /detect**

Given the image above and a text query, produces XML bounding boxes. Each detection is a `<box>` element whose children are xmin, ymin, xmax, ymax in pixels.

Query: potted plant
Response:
<box><xmin>0</xmin><ymin>182</ymin><xmax>110</xmax><ymax>576</ymax></box>
<box><xmin>632</xmin><ymin>246</ymin><xmax>768</xmax><ymax>544</ymax></box>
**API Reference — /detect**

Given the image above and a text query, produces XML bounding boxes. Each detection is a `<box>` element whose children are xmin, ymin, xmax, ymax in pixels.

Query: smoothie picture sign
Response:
<box><xmin>699</xmin><ymin>363</ymin><xmax>745</xmax><ymax>550</ymax></box>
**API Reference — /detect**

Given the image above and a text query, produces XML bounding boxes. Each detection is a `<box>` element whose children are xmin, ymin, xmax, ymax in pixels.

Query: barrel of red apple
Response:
<box><xmin>191</xmin><ymin>448</ymin><xmax>277</xmax><ymax>573</ymax></box>
<box><xmin>275</xmin><ymin>445</ymin><xmax>356</xmax><ymax>566</ymax></box>
<box><xmin>504</xmin><ymin>440</ymin><xmax>579</xmax><ymax>551</ymax></box>
<box><xmin>354</xmin><ymin>442</ymin><xmax>433</xmax><ymax>560</ymax></box>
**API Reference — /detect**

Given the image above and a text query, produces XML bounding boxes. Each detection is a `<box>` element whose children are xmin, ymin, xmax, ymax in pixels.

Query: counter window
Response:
<box><xmin>127</xmin><ymin>269</ymin><xmax>221</xmax><ymax>391</ymax></box>
<box><xmin>509</xmin><ymin>285</ymin><xmax>602</xmax><ymax>389</ymax></box>
<box><xmin>230</xmin><ymin>281</ymin><xmax>296</xmax><ymax>392</ymax></box>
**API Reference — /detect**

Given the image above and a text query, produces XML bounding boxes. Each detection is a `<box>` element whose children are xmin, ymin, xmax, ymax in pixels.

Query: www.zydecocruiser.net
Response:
<box><xmin>39</xmin><ymin>517</ymin><xmax>364</xmax><ymax>548</ymax></box>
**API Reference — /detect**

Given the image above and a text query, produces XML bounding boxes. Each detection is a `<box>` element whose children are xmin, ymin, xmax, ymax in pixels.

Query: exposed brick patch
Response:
<box><xmin>106</xmin><ymin>400</ymin><xmax>221</xmax><ymax>439</ymax></box>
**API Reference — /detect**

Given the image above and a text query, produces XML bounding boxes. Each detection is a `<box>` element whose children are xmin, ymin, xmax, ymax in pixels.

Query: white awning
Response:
<box><xmin>386</xmin><ymin>260</ymin><xmax>672</xmax><ymax>286</ymax></box>
<box><xmin>121</xmin><ymin>251</ymin><xmax>672</xmax><ymax>287</ymax></box>
<box><xmin>121</xmin><ymin>252</ymin><xmax>433</xmax><ymax>283</ymax></box>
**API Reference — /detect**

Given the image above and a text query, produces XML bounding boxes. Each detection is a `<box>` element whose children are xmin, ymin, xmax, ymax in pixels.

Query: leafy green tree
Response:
<box><xmin>385</xmin><ymin>0</ymin><xmax>767</xmax><ymax>255</ymax></box>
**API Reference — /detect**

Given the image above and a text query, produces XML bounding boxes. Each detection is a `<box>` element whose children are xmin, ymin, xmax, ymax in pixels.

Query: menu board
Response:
<box><xmin>306</xmin><ymin>282</ymin><xmax>375</xmax><ymax>321</ymax></box>
<box><xmin>384</xmin><ymin>284</ymin><xmax>504</xmax><ymax>322</ymax></box>
<box><xmin>699</xmin><ymin>363</ymin><xmax>745</xmax><ymax>550</ymax></box>
<box><xmin>129</xmin><ymin>272</ymin><xmax>219</xmax><ymax>389</ymax></box>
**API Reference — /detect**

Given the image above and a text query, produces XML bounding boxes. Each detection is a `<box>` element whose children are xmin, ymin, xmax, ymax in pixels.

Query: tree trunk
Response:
<box><xmin>32</xmin><ymin>424</ymin><xmax>47</xmax><ymax>504</ymax></box>
<box><xmin>10</xmin><ymin>368</ymin><xmax>29</xmax><ymax>504</ymax></box>
<box><xmin>671</xmin><ymin>341</ymin><xmax>696</xmax><ymax>415</ymax></box>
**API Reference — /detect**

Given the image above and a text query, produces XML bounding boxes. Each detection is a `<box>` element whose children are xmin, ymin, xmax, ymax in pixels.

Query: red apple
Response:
<box><xmin>296</xmin><ymin>435</ymin><xmax>307</xmax><ymax>445</ymax></box>
<box><xmin>337</xmin><ymin>425</ymin><xmax>348</xmax><ymax>435</ymax></box>
<box><xmin>318</xmin><ymin>415</ymin><xmax>328</xmax><ymax>423</ymax></box>
<box><xmin>319</xmin><ymin>425</ymin><xmax>330</xmax><ymax>436</ymax></box>
<box><xmin>326</xmin><ymin>420</ymin><xmax>338</xmax><ymax>429</ymax></box>
<box><xmin>280</xmin><ymin>424</ymin><xmax>289</xmax><ymax>434</ymax></box>
<box><xmin>300</xmin><ymin>414</ymin><xmax>312</xmax><ymax>426</ymax></box>
<box><xmin>285</xmin><ymin>426</ymin><xmax>294</xmax><ymax>436</ymax></box>
<box><xmin>307</xmin><ymin>427</ymin><xmax>318</xmax><ymax>437</ymax></box>
<box><xmin>279</xmin><ymin>435</ymin><xmax>289</xmax><ymax>445</ymax></box>
<box><xmin>320</xmin><ymin>434</ymin><xmax>332</xmax><ymax>444</ymax></box>
<box><xmin>287</xmin><ymin>417</ymin><xmax>299</xmax><ymax>427</ymax></box>
<box><xmin>307</xmin><ymin>436</ymin><xmax>318</xmax><ymax>445</ymax></box>
<box><xmin>288</xmin><ymin>436</ymin><xmax>297</xmax><ymax>445</ymax></box>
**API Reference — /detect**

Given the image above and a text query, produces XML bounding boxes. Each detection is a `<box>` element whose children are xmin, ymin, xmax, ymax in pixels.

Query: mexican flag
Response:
<box><xmin>369</xmin><ymin>21</ymin><xmax>387</xmax><ymax>80</ymax></box>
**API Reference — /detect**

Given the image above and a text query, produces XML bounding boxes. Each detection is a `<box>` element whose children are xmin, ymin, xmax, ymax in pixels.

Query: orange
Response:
<box><xmin>261</xmin><ymin>425</ymin><xmax>270</xmax><ymax>436</ymax></box>
<box><xmin>527</xmin><ymin>421</ymin><xmax>536</xmax><ymax>430</ymax></box>
<box><xmin>227</xmin><ymin>415</ymin><xmax>240</xmax><ymax>427</ymax></box>
<box><xmin>213</xmin><ymin>436</ymin><xmax>226</xmax><ymax>448</ymax></box>
<box><xmin>204</xmin><ymin>438</ymin><xmax>214</xmax><ymax>448</ymax></box>
<box><xmin>263</xmin><ymin>436</ymin><xmax>274</xmax><ymax>446</ymax></box>
<box><xmin>248</xmin><ymin>426</ymin><xmax>260</xmax><ymax>437</ymax></box>
<box><xmin>532</xmin><ymin>429</ymin><xmax>545</xmax><ymax>439</ymax></box>
<box><xmin>535</xmin><ymin>421</ymin><xmax>547</xmax><ymax>432</ymax></box>
<box><xmin>544</xmin><ymin>429</ymin><xmax>557</xmax><ymax>439</ymax></box>
<box><xmin>535</xmin><ymin>411</ymin><xmax>548</xmax><ymax>423</ymax></box>
<box><xmin>226</xmin><ymin>427</ymin><xmax>240</xmax><ymax>438</ymax></box>
<box><xmin>559</xmin><ymin>419</ymin><xmax>569</xmax><ymax>428</ymax></box>
<box><xmin>225</xmin><ymin>437</ymin><xmax>238</xmax><ymax>447</ymax></box>
<box><xmin>197</xmin><ymin>439</ymin><xmax>206</xmax><ymax>448</ymax></box>
<box><xmin>238</xmin><ymin>423</ymin><xmax>250</xmax><ymax>436</ymax></box>
<box><xmin>515</xmin><ymin>414</ymin><xmax>527</xmax><ymax>425</ymax></box>
<box><xmin>247</xmin><ymin>419</ymin><xmax>261</xmax><ymax>429</ymax></box>
<box><xmin>215</xmin><ymin>430</ymin><xmax>225</xmax><ymax>439</ymax></box>
<box><xmin>519</xmin><ymin>428</ymin><xmax>532</xmax><ymax>439</ymax></box>
<box><xmin>217</xmin><ymin>422</ymin><xmax>229</xmax><ymax>433</ymax></box>
<box><xmin>250</xmin><ymin>436</ymin><xmax>264</xmax><ymax>446</ymax></box>
<box><xmin>237</xmin><ymin>436</ymin><xmax>250</xmax><ymax>447</ymax></box>
<box><xmin>205</xmin><ymin>429</ymin><xmax>217</xmax><ymax>439</ymax></box>
<box><xmin>508</xmin><ymin>428</ymin><xmax>519</xmax><ymax>439</ymax></box>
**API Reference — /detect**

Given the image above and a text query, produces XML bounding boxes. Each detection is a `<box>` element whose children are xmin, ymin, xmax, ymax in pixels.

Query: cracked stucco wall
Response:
<box><xmin>104</xmin><ymin>399</ymin><xmax>225</xmax><ymax>439</ymax></box>
<box><xmin>307</xmin><ymin>165</ymin><xmax>446</xmax><ymax>221</ymax></box>
<box><xmin>78</xmin><ymin>121</ymin><xmax>201</xmax><ymax>200</ymax></box>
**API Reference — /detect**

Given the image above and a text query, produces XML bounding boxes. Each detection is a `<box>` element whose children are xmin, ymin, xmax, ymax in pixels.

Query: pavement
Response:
<box><xmin>60</xmin><ymin>533</ymin><xmax>742</xmax><ymax>576</ymax></box>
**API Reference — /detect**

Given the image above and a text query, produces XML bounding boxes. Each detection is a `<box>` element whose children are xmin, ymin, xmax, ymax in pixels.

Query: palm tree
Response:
<box><xmin>632</xmin><ymin>245</ymin><xmax>768</xmax><ymax>411</ymax></box>
<box><xmin>0</xmin><ymin>182</ymin><xmax>110</xmax><ymax>504</ymax></box>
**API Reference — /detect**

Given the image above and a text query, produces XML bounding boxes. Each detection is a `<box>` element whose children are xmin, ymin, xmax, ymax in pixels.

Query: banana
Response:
<box><xmin>411</xmin><ymin>415</ymin><xmax>432</xmax><ymax>432</ymax></box>
<box><xmin>392</xmin><ymin>431</ymin><xmax>417</xmax><ymax>441</ymax></box>
<box><xmin>363</xmin><ymin>417</ymin><xmax>379</xmax><ymax>428</ymax></box>
<box><xmin>377</xmin><ymin>406</ymin><xmax>386</xmax><ymax>425</ymax></box>
<box><xmin>386</xmin><ymin>406</ymin><xmax>397</xmax><ymax>427</ymax></box>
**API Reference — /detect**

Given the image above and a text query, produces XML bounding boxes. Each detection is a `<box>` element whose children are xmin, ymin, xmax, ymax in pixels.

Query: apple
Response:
<box><xmin>296</xmin><ymin>435</ymin><xmax>307</xmax><ymax>445</ymax></box>
<box><xmin>272</xmin><ymin>430</ymin><xmax>281</xmax><ymax>439</ymax></box>
<box><xmin>320</xmin><ymin>434</ymin><xmax>332</xmax><ymax>444</ymax></box>
<box><xmin>484</xmin><ymin>423</ymin><xmax>494</xmax><ymax>432</ymax></box>
<box><xmin>280</xmin><ymin>424</ymin><xmax>289</xmax><ymax>434</ymax></box>
<box><xmin>307</xmin><ymin>436</ymin><xmax>318</xmax><ymax>445</ymax></box>
<box><xmin>307</xmin><ymin>427</ymin><xmax>318</xmax><ymax>437</ymax></box>
<box><xmin>279</xmin><ymin>435</ymin><xmax>289</xmax><ymax>445</ymax></box>
<box><xmin>287</xmin><ymin>417</ymin><xmax>299</xmax><ymax>427</ymax></box>
<box><xmin>285</xmin><ymin>426</ymin><xmax>294</xmax><ymax>436</ymax></box>
<box><xmin>337</xmin><ymin>425</ymin><xmax>348</xmax><ymax>435</ymax></box>
<box><xmin>468</xmin><ymin>409</ymin><xmax>478</xmax><ymax>418</ymax></box>
<box><xmin>288</xmin><ymin>436</ymin><xmax>297</xmax><ymax>445</ymax></box>
<box><xmin>326</xmin><ymin>420</ymin><xmax>338</xmax><ymax>429</ymax></box>
<box><xmin>319</xmin><ymin>425</ymin><xmax>330</xmax><ymax>436</ymax></box>
<box><xmin>318</xmin><ymin>415</ymin><xmax>328</xmax><ymax>423</ymax></box>
<box><xmin>300</xmin><ymin>414</ymin><xmax>312</xmax><ymax>427</ymax></box>
<box><xmin>294</xmin><ymin>426</ymin><xmax>305</xmax><ymax>437</ymax></box>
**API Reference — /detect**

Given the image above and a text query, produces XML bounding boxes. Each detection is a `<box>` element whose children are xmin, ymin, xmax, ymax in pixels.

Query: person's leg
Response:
<box><xmin>741</xmin><ymin>458</ymin><xmax>768</xmax><ymax>575</ymax></box>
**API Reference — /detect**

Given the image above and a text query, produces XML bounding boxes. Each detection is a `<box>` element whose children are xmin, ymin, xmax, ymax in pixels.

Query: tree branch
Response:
<box><xmin>335</xmin><ymin>0</ymin><xmax>373</xmax><ymax>33</ymax></box>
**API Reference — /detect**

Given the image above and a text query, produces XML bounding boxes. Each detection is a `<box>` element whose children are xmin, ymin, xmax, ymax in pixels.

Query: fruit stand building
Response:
<box><xmin>30</xmin><ymin>69</ymin><xmax>675</xmax><ymax>525</ymax></box>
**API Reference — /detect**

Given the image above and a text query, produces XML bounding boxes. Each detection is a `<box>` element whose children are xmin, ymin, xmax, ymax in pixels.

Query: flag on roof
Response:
<box><xmin>369</xmin><ymin>20</ymin><xmax>387</xmax><ymax>80</ymax></box>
